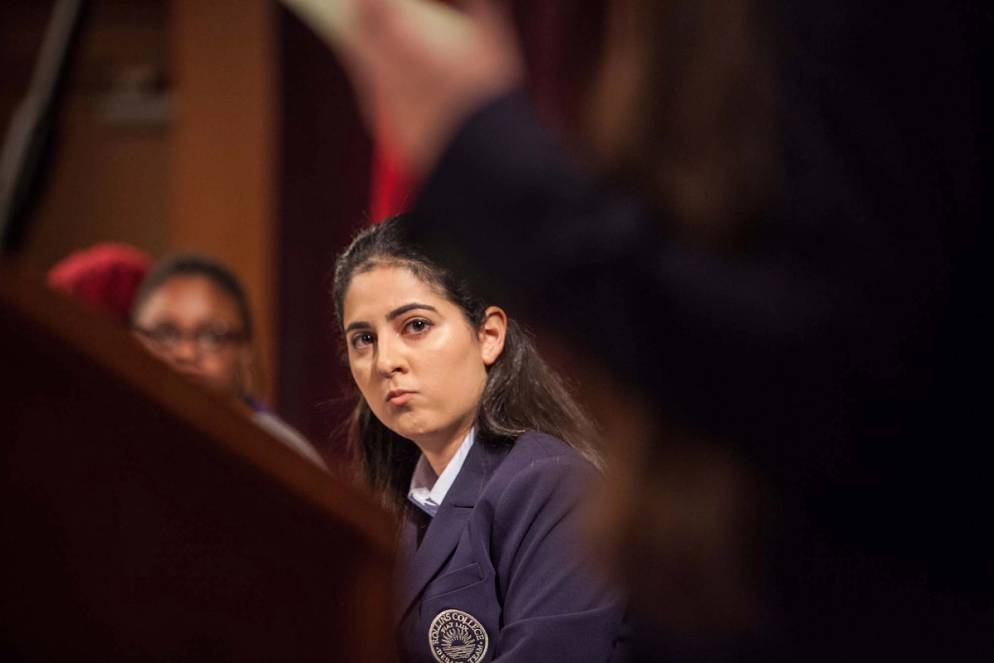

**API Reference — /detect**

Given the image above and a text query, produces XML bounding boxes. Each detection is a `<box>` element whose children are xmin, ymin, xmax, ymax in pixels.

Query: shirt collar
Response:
<box><xmin>407</xmin><ymin>428</ymin><xmax>476</xmax><ymax>517</ymax></box>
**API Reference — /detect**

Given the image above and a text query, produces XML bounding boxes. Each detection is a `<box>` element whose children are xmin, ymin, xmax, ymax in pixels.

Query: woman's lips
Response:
<box><xmin>386</xmin><ymin>389</ymin><xmax>414</xmax><ymax>406</ymax></box>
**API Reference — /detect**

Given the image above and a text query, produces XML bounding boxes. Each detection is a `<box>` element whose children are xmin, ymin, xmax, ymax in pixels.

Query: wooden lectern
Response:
<box><xmin>0</xmin><ymin>262</ymin><xmax>396</xmax><ymax>661</ymax></box>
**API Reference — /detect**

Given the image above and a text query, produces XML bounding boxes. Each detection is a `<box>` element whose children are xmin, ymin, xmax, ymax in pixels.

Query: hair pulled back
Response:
<box><xmin>332</xmin><ymin>215</ymin><xmax>601</xmax><ymax>511</ymax></box>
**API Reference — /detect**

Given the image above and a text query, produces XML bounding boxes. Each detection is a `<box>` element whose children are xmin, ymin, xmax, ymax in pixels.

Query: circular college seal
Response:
<box><xmin>428</xmin><ymin>609</ymin><xmax>489</xmax><ymax>663</ymax></box>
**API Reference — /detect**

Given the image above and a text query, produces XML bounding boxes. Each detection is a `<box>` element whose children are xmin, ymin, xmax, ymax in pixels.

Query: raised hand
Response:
<box><xmin>280</xmin><ymin>0</ymin><xmax>523</xmax><ymax>175</ymax></box>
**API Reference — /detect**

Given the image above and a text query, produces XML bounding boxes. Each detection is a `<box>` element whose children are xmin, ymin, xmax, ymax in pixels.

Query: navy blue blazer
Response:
<box><xmin>395</xmin><ymin>432</ymin><xmax>624</xmax><ymax>662</ymax></box>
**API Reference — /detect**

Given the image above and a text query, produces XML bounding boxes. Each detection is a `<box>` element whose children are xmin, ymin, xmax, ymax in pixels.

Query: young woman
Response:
<box><xmin>333</xmin><ymin>216</ymin><xmax>624</xmax><ymax>662</ymax></box>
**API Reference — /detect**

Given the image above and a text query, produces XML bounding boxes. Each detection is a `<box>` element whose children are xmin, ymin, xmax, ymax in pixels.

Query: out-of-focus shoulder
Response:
<box><xmin>487</xmin><ymin>432</ymin><xmax>599</xmax><ymax>491</ymax></box>
<box><xmin>506</xmin><ymin>431</ymin><xmax>589</xmax><ymax>465</ymax></box>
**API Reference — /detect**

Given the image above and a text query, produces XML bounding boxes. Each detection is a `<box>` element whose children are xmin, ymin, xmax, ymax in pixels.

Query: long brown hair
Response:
<box><xmin>585</xmin><ymin>0</ymin><xmax>776</xmax><ymax>245</ymax></box>
<box><xmin>332</xmin><ymin>215</ymin><xmax>601</xmax><ymax>512</ymax></box>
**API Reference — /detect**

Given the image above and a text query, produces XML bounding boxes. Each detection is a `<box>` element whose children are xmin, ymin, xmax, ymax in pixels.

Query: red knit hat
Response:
<box><xmin>47</xmin><ymin>242</ymin><xmax>152</xmax><ymax>324</ymax></box>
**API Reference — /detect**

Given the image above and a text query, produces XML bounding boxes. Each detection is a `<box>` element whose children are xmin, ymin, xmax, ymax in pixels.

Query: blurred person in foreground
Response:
<box><xmin>283</xmin><ymin>0</ymin><xmax>991</xmax><ymax>660</ymax></box>
<box><xmin>131</xmin><ymin>254</ymin><xmax>326</xmax><ymax>469</ymax></box>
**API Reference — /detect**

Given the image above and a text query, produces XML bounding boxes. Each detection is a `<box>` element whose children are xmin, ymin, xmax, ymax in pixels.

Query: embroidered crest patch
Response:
<box><xmin>428</xmin><ymin>609</ymin><xmax>489</xmax><ymax>663</ymax></box>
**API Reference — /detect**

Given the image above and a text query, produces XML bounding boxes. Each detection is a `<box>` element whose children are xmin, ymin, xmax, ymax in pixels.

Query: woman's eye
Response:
<box><xmin>351</xmin><ymin>332</ymin><xmax>374</xmax><ymax>349</ymax></box>
<box><xmin>403</xmin><ymin>318</ymin><xmax>432</xmax><ymax>335</ymax></box>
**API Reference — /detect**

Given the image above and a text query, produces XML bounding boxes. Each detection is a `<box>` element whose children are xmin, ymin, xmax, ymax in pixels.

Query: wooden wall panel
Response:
<box><xmin>169</xmin><ymin>0</ymin><xmax>278</xmax><ymax>399</ymax></box>
<box><xmin>7</xmin><ymin>0</ymin><xmax>172</xmax><ymax>269</ymax></box>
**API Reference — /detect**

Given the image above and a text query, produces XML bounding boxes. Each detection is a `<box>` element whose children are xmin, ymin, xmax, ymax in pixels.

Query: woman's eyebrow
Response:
<box><xmin>344</xmin><ymin>303</ymin><xmax>438</xmax><ymax>332</ymax></box>
<box><xmin>386</xmin><ymin>302</ymin><xmax>438</xmax><ymax>321</ymax></box>
<box><xmin>344</xmin><ymin>320</ymin><xmax>371</xmax><ymax>333</ymax></box>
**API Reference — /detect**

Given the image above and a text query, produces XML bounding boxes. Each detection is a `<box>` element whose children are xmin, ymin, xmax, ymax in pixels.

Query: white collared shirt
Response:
<box><xmin>407</xmin><ymin>428</ymin><xmax>476</xmax><ymax>517</ymax></box>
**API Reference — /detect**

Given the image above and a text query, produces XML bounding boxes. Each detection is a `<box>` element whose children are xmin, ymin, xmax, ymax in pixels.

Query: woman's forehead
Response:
<box><xmin>139</xmin><ymin>275</ymin><xmax>241</xmax><ymax>322</ymax></box>
<box><xmin>343</xmin><ymin>264</ymin><xmax>447</xmax><ymax>320</ymax></box>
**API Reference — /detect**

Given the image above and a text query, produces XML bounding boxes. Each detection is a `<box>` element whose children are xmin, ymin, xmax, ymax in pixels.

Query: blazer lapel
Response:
<box><xmin>397</xmin><ymin>439</ymin><xmax>505</xmax><ymax>617</ymax></box>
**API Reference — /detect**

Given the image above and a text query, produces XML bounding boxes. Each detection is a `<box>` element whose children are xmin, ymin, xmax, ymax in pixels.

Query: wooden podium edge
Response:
<box><xmin>0</xmin><ymin>257</ymin><xmax>395</xmax><ymax>558</ymax></box>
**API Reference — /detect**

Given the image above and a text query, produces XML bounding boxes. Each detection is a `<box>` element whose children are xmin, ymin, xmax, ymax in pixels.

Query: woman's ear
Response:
<box><xmin>478</xmin><ymin>306</ymin><xmax>508</xmax><ymax>366</ymax></box>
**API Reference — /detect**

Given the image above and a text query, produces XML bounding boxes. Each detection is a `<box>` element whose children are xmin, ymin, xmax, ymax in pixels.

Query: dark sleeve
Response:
<box><xmin>488</xmin><ymin>455</ymin><xmax>624</xmax><ymax>661</ymax></box>
<box><xmin>409</xmin><ymin>93</ymin><xmax>857</xmax><ymax>464</ymax></box>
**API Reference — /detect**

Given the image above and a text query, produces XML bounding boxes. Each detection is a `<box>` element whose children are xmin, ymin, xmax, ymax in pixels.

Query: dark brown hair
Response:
<box><xmin>332</xmin><ymin>215</ymin><xmax>601</xmax><ymax>512</ymax></box>
<box><xmin>586</xmin><ymin>0</ymin><xmax>776</xmax><ymax>245</ymax></box>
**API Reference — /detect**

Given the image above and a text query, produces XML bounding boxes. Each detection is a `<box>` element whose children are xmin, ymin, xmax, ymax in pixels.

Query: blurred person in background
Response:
<box><xmin>131</xmin><ymin>254</ymin><xmax>326</xmax><ymax>469</ymax></box>
<box><xmin>284</xmin><ymin>0</ymin><xmax>992</xmax><ymax>660</ymax></box>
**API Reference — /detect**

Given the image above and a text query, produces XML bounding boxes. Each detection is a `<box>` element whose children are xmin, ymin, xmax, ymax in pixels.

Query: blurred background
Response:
<box><xmin>0</xmin><ymin>0</ymin><xmax>606</xmax><ymax>462</ymax></box>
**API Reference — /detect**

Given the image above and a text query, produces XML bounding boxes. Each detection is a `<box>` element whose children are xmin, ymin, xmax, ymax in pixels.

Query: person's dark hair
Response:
<box><xmin>130</xmin><ymin>253</ymin><xmax>253</xmax><ymax>341</ymax></box>
<box><xmin>587</xmin><ymin>0</ymin><xmax>775</xmax><ymax>245</ymax></box>
<box><xmin>332</xmin><ymin>215</ymin><xmax>602</xmax><ymax>511</ymax></box>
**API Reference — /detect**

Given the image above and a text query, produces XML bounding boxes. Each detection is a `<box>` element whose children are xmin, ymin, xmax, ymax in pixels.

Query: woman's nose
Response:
<box><xmin>169</xmin><ymin>337</ymin><xmax>201</xmax><ymax>364</ymax></box>
<box><xmin>374</xmin><ymin>336</ymin><xmax>406</xmax><ymax>377</ymax></box>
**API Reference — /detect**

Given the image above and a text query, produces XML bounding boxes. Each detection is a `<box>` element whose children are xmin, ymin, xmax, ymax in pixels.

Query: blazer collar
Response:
<box><xmin>397</xmin><ymin>438</ymin><xmax>509</xmax><ymax>616</ymax></box>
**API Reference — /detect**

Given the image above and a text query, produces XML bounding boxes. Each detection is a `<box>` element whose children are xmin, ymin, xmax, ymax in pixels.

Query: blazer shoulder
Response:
<box><xmin>481</xmin><ymin>433</ymin><xmax>603</xmax><ymax>561</ymax></box>
<box><xmin>482</xmin><ymin>432</ymin><xmax>599</xmax><ymax>505</ymax></box>
<box><xmin>503</xmin><ymin>431</ymin><xmax>591</xmax><ymax>467</ymax></box>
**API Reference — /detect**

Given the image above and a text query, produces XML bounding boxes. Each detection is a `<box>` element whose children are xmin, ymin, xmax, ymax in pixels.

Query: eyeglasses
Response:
<box><xmin>133</xmin><ymin>324</ymin><xmax>246</xmax><ymax>354</ymax></box>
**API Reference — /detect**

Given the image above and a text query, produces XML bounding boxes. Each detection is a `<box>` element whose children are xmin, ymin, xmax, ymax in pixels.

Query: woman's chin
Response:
<box><xmin>393</xmin><ymin>421</ymin><xmax>449</xmax><ymax>451</ymax></box>
<box><xmin>384</xmin><ymin>414</ymin><xmax>432</xmax><ymax>443</ymax></box>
